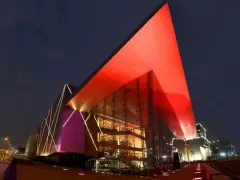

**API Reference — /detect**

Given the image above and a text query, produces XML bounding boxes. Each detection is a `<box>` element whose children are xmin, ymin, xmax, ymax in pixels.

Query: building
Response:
<box><xmin>37</xmin><ymin>3</ymin><xmax>196</xmax><ymax>171</ymax></box>
<box><xmin>196</xmin><ymin>123</ymin><xmax>207</xmax><ymax>138</ymax></box>
<box><xmin>191</xmin><ymin>123</ymin><xmax>211</xmax><ymax>161</ymax></box>
<box><xmin>25</xmin><ymin>133</ymin><xmax>38</xmax><ymax>159</ymax></box>
<box><xmin>173</xmin><ymin>123</ymin><xmax>211</xmax><ymax>161</ymax></box>
<box><xmin>211</xmin><ymin>140</ymin><xmax>236</xmax><ymax>158</ymax></box>
<box><xmin>37</xmin><ymin>84</ymin><xmax>79</xmax><ymax>156</ymax></box>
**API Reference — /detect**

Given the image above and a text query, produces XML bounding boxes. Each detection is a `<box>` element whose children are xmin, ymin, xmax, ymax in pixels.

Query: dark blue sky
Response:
<box><xmin>1</xmin><ymin>0</ymin><xmax>240</xmax><ymax>149</ymax></box>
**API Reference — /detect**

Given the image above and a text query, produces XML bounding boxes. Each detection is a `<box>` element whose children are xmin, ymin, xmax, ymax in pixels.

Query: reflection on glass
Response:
<box><xmin>90</xmin><ymin>72</ymin><xmax>174</xmax><ymax>171</ymax></box>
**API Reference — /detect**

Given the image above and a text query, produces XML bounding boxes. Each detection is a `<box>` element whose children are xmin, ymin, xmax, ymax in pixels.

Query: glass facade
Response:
<box><xmin>85</xmin><ymin>71</ymin><xmax>174</xmax><ymax>171</ymax></box>
<box><xmin>35</xmin><ymin>4</ymin><xmax>197</xmax><ymax>172</ymax></box>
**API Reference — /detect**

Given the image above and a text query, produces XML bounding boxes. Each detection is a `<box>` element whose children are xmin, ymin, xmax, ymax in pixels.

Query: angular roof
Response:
<box><xmin>67</xmin><ymin>3</ymin><xmax>196</xmax><ymax>139</ymax></box>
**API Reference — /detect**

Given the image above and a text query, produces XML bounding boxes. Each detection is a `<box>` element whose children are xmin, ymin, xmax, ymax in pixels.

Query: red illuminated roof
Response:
<box><xmin>67</xmin><ymin>3</ymin><xmax>196</xmax><ymax>139</ymax></box>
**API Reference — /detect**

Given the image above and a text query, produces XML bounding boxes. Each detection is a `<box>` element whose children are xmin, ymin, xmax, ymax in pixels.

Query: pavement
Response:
<box><xmin>3</xmin><ymin>159</ymin><xmax>198</xmax><ymax>180</ymax></box>
<box><xmin>0</xmin><ymin>151</ymin><xmax>13</xmax><ymax>180</ymax></box>
<box><xmin>0</xmin><ymin>161</ymin><xmax>12</xmax><ymax>180</ymax></box>
<box><xmin>155</xmin><ymin>164</ymin><xmax>197</xmax><ymax>180</ymax></box>
<box><xmin>213</xmin><ymin>160</ymin><xmax>240</xmax><ymax>179</ymax></box>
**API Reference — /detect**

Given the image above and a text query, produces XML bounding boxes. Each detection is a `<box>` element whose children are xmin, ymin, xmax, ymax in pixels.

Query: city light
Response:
<box><xmin>220</xmin><ymin>152</ymin><xmax>226</xmax><ymax>157</ymax></box>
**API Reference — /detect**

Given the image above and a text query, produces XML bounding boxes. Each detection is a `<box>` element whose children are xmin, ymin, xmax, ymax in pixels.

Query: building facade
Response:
<box><xmin>211</xmin><ymin>140</ymin><xmax>236</xmax><ymax>158</ymax></box>
<box><xmin>37</xmin><ymin>84</ymin><xmax>79</xmax><ymax>156</ymax></box>
<box><xmin>36</xmin><ymin>3</ymin><xmax>196</xmax><ymax>171</ymax></box>
<box><xmin>196</xmin><ymin>123</ymin><xmax>207</xmax><ymax>138</ymax></box>
<box><xmin>25</xmin><ymin>133</ymin><xmax>38</xmax><ymax>159</ymax></box>
<box><xmin>80</xmin><ymin>72</ymin><xmax>175</xmax><ymax>169</ymax></box>
<box><xmin>173</xmin><ymin>123</ymin><xmax>211</xmax><ymax>161</ymax></box>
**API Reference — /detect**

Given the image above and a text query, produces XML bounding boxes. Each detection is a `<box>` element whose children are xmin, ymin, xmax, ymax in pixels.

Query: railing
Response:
<box><xmin>100</xmin><ymin>128</ymin><xmax>145</xmax><ymax>140</ymax></box>
<box><xmin>98</xmin><ymin>140</ymin><xmax>143</xmax><ymax>151</ymax></box>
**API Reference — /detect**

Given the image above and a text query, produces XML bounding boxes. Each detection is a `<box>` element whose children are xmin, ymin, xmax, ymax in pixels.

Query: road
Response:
<box><xmin>3</xmin><ymin>159</ymin><xmax>197</xmax><ymax>180</ymax></box>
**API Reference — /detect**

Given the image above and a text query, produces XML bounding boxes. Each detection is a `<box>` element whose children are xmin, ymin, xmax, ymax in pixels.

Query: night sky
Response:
<box><xmin>1</xmin><ymin>0</ymin><xmax>240</xmax><ymax>149</ymax></box>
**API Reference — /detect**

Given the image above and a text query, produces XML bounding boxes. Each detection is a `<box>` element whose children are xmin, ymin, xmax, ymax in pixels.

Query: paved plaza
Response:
<box><xmin>3</xmin><ymin>159</ymin><xmax>197</xmax><ymax>180</ymax></box>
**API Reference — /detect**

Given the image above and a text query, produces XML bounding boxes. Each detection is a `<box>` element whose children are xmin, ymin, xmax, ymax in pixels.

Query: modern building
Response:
<box><xmin>25</xmin><ymin>133</ymin><xmax>38</xmax><ymax>159</ymax></box>
<box><xmin>173</xmin><ymin>123</ymin><xmax>211</xmax><ymax>161</ymax></box>
<box><xmin>211</xmin><ymin>140</ymin><xmax>236</xmax><ymax>158</ymax></box>
<box><xmin>37</xmin><ymin>2</ymin><xmax>197</xmax><ymax>171</ymax></box>
<box><xmin>37</xmin><ymin>84</ymin><xmax>79</xmax><ymax>156</ymax></box>
<box><xmin>196</xmin><ymin>123</ymin><xmax>207</xmax><ymax>138</ymax></box>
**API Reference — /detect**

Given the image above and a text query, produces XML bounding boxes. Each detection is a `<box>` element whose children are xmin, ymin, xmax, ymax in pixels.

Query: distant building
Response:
<box><xmin>173</xmin><ymin>123</ymin><xmax>211</xmax><ymax>161</ymax></box>
<box><xmin>211</xmin><ymin>140</ymin><xmax>236</xmax><ymax>158</ymax></box>
<box><xmin>196</xmin><ymin>123</ymin><xmax>207</xmax><ymax>138</ymax></box>
<box><xmin>25</xmin><ymin>133</ymin><xmax>38</xmax><ymax>159</ymax></box>
<box><xmin>187</xmin><ymin>137</ymin><xmax>211</xmax><ymax>161</ymax></box>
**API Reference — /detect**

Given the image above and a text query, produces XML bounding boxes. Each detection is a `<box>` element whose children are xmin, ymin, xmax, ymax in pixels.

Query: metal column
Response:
<box><xmin>146</xmin><ymin>71</ymin><xmax>154</xmax><ymax>177</ymax></box>
<box><xmin>137</xmin><ymin>78</ymin><xmax>145</xmax><ymax>163</ymax></box>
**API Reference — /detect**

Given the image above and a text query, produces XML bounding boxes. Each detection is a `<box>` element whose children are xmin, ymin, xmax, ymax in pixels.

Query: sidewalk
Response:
<box><xmin>0</xmin><ymin>161</ymin><xmax>12</xmax><ymax>180</ymax></box>
<box><xmin>157</xmin><ymin>164</ymin><xmax>197</xmax><ymax>180</ymax></box>
<box><xmin>202</xmin><ymin>164</ymin><xmax>232</xmax><ymax>180</ymax></box>
<box><xmin>3</xmin><ymin>159</ymin><xmax>197</xmax><ymax>180</ymax></box>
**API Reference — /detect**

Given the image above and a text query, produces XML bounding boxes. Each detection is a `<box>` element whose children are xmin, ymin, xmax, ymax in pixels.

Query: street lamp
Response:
<box><xmin>4</xmin><ymin>137</ymin><xmax>9</xmax><ymax>142</ymax></box>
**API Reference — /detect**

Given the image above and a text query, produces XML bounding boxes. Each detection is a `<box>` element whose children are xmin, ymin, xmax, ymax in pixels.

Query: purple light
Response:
<box><xmin>58</xmin><ymin>106</ymin><xmax>85</xmax><ymax>153</ymax></box>
<box><xmin>57</xmin><ymin>141</ymin><xmax>61</xmax><ymax>152</ymax></box>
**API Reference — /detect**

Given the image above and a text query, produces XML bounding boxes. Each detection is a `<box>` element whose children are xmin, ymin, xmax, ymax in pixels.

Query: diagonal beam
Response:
<box><xmin>42</xmin><ymin>107</ymin><xmax>53</xmax><ymax>154</ymax></box>
<box><xmin>62</xmin><ymin>110</ymin><xmax>76</xmax><ymax>127</ymax></box>
<box><xmin>37</xmin><ymin>107</ymin><xmax>51</xmax><ymax>154</ymax></box>
<box><xmin>43</xmin><ymin>117</ymin><xmax>57</xmax><ymax>152</ymax></box>
<box><xmin>80</xmin><ymin>112</ymin><xmax>98</xmax><ymax>151</ymax></box>
<box><xmin>47</xmin><ymin>86</ymin><xmax>65</xmax><ymax>153</ymax></box>
<box><xmin>66</xmin><ymin>84</ymin><xmax>73</xmax><ymax>94</ymax></box>
<box><xmin>93</xmin><ymin>115</ymin><xmax>103</xmax><ymax>134</ymax></box>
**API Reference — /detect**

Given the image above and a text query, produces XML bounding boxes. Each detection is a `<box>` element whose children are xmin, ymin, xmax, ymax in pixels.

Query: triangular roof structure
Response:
<box><xmin>67</xmin><ymin>3</ymin><xmax>196</xmax><ymax>140</ymax></box>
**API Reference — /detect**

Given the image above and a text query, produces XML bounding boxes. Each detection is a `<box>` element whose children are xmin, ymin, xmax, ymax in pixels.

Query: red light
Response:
<box><xmin>67</xmin><ymin>3</ymin><xmax>196</xmax><ymax>139</ymax></box>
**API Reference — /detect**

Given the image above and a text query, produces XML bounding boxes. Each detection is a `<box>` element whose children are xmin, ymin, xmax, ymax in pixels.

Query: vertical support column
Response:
<box><xmin>154</xmin><ymin>115</ymin><xmax>160</xmax><ymax>166</ymax></box>
<box><xmin>158</xmin><ymin>119</ymin><xmax>161</xmax><ymax>165</ymax></box>
<box><xmin>137</xmin><ymin>78</ymin><xmax>145</xmax><ymax>164</ymax></box>
<box><xmin>147</xmin><ymin>71</ymin><xmax>154</xmax><ymax>177</ymax></box>
<box><xmin>112</xmin><ymin>93</ymin><xmax>116</xmax><ymax>157</ymax></box>
<box><xmin>123</xmin><ymin>85</ymin><xmax>128</xmax><ymax>166</ymax></box>
<box><xmin>184</xmin><ymin>139</ymin><xmax>190</xmax><ymax>163</ymax></box>
<box><xmin>95</xmin><ymin>105</ymin><xmax>99</xmax><ymax>153</ymax></box>
<box><xmin>103</xmin><ymin>98</ymin><xmax>106</xmax><ymax>153</ymax></box>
